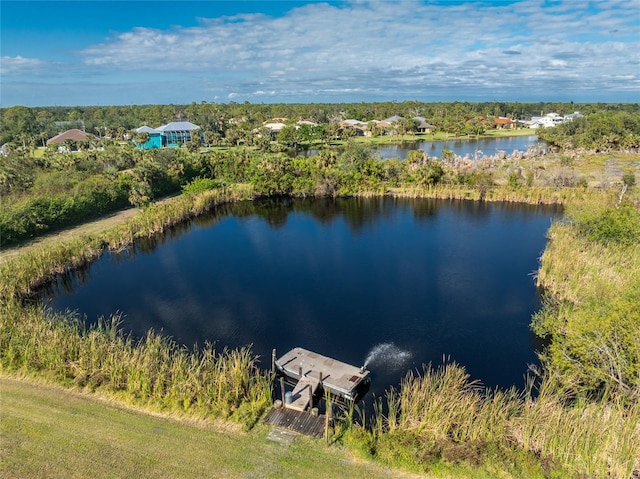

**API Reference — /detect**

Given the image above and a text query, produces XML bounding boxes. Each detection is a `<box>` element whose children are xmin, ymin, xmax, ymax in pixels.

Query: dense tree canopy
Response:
<box><xmin>538</xmin><ymin>110</ymin><xmax>640</xmax><ymax>151</ymax></box>
<box><xmin>2</xmin><ymin>101</ymin><xmax>638</xmax><ymax>147</ymax></box>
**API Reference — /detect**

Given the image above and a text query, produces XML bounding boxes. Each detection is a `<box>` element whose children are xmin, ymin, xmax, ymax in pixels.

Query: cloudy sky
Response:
<box><xmin>1</xmin><ymin>0</ymin><xmax>639</xmax><ymax>106</ymax></box>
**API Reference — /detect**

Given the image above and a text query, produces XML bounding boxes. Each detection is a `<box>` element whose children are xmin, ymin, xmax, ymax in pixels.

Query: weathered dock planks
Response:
<box><xmin>287</xmin><ymin>376</ymin><xmax>321</xmax><ymax>412</ymax></box>
<box><xmin>263</xmin><ymin>407</ymin><xmax>326</xmax><ymax>438</ymax></box>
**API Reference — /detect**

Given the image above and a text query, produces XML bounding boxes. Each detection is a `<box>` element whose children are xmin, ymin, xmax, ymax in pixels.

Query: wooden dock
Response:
<box><xmin>263</xmin><ymin>406</ymin><xmax>326</xmax><ymax>438</ymax></box>
<box><xmin>287</xmin><ymin>376</ymin><xmax>321</xmax><ymax>412</ymax></box>
<box><xmin>275</xmin><ymin>347</ymin><xmax>370</xmax><ymax>402</ymax></box>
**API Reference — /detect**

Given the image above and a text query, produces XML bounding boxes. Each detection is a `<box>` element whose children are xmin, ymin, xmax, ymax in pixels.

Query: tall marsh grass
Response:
<box><xmin>0</xmin><ymin>184</ymin><xmax>270</xmax><ymax>429</ymax></box>
<box><xmin>533</xmin><ymin>196</ymin><xmax>640</xmax><ymax>402</ymax></box>
<box><xmin>0</xmin><ymin>300</ymin><xmax>271</xmax><ymax>428</ymax></box>
<box><xmin>388</xmin><ymin>184</ymin><xmax>605</xmax><ymax>205</ymax></box>
<box><xmin>345</xmin><ymin>362</ymin><xmax>639</xmax><ymax>478</ymax></box>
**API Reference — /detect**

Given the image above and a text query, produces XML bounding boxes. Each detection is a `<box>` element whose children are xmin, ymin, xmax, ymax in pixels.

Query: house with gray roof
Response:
<box><xmin>134</xmin><ymin>121</ymin><xmax>201</xmax><ymax>148</ymax></box>
<box><xmin>381</xmin><ymin>115</ymin><xmax>404</xmax><ymax>125</ymax></box>
<box><xmin>413</xmin><ymin>116</ymin><xmax>434</xmax><ymax>133</ymax></box>
<box><xmin>156</xmin><ymin>121</ymin><xmax>201</xmax><ymax>147</ymax></box>
<box><xmin>134</xmin><ymin>125</ymin><xmax>162</xmax><ymax>149</ymax></box>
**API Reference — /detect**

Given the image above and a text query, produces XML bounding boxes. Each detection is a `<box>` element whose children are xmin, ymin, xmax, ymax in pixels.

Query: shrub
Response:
<box><xmin>576</xmin><ymin>205</ymin><xmax>640</xmax><ymax>245</ymax></box>
<box><xmin>182</xmin><ymin>177</ymin><xmax>224</xmax><ymax>196</ymax></box>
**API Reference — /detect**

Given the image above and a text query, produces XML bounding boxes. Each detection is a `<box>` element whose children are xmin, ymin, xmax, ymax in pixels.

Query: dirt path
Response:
<box><xmin>0</xmin><ymin>207</ymin><xmax>139</xmax><ymax>264</ymax></box>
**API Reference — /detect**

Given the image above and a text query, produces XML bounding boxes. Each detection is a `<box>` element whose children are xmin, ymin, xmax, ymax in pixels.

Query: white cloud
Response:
<box><xmin>0</xmin><ymin>56</ymin><xmax>48</xmax><ymax>76</ymax></box>
<box><xmin>76</xmin><ymin>0</ymin><xmax>638</xmax><ymax>100</ymax></box>
<box><xmin>6</xmin><ymin>0</ymin><xmax>640</xmax><ymax>104</ymax></box>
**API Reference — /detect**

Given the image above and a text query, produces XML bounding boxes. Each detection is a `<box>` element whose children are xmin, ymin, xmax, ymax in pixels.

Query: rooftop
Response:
<box><xmin>46</xmin><ymin>129</ymin><xmax>93</xmax><ymax>145</ymax></box>
<box><xmin>156</xmin><ymin>121</ymin><xmax>200</xmax><ymax>132</ymax></box>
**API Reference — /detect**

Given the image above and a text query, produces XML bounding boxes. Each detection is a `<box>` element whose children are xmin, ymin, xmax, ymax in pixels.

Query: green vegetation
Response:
<box><xmin>340</xmin><ymin>363</ymin><xmax>638</xmax><ymax>478</ymax></box>
<box><xmin>538</xmin><ymin>110</ymin><xmax>640</xmax><ymax>151</ymax></box>
<box><xmin>534</xmin><ymin>197</ymin><xmax>640</xmax><ymax>403</ymax></box>
<box><xmin>2</xmin><ymin>101</ymin><xmax>638</xmax><ymax>246</ymax></box>
<box><xmin>1</xmin><ymin>376</ymin><xmax>406</xmax><ymax>479</ymax></box>
<box><xmin>0</xmin><ymin>302</ymin><xmax>271</xmax><ymax>428</ymax></box>
<box><xmin>1</xmin><ymin>101</ymin><xmax>639</xmax><ymax>478</ymax></box>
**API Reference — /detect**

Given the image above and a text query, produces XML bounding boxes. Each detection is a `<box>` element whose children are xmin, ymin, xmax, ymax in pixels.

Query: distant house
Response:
<box><xmin>494</xmin><ymin>117</ymin><xmax>516</xmax><ymax>130</ymax></box>
<box><xmin>413</xmin><ymin>117</ymin><xmax>434</xmax><ymax>133</ymax></box>
<box><xmin>524</xmin><ymin>112</ymin><xmax>583</xmax><ymax>128</ymax></box>
<box><xmin>156</xmin><ymin>121</ymin><xmax>201</xmax><ymax>147</ymax></box>
<box><xmin>339</xmin><ymin>119</ymin><xmax>367</xmax><ymax>136</ymax></box>
<box><xmin>341</xmin><ymin>119</ymin><xmax>368</xmax><ymax>127</ymax></box>
<box><xmin>564</xmin><ymin>111</ymin><xmax>584</xmax><ymax>121</ymax></box>
<box><xmin>134</xmin><ymin>125</ymin><xmax>163</xmax><ymax>149</ymax></box>
<box><xmin>46</xmin><ymin>129</ymin><xmax>95</xmax><ymax>146</ymax></box>
<box><xmin>134</xmin><ymin>121</ymin><xmax>201</xmax><ymax>148</ymax></box>
<box><xmin>382</xmin><ymin>115</ymin><xmax>403</xmax><ymax>124</ymax></box>
<box><xmin>262</xmin><ymin>122</ymin><xmax>287</xmax><ymax>134</ymax></box>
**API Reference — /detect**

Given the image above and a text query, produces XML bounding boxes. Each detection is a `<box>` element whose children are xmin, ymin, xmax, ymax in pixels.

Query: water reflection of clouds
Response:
<box><xmin>46</xmin><ymin>197</ymin><xmax>555</xmax><ymax>391</ymax></box>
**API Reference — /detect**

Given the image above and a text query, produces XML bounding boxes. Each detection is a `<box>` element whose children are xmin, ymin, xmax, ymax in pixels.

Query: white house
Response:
<box><xmin>527</xmin><ymin>112</ymin><xmax>581</xmax><ymax>129</ymax></box>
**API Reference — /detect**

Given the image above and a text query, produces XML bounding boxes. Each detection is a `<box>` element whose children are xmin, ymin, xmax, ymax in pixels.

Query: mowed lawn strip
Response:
<box><xmin>0</xmin><ymin>376</ymin><xmax>420</xmax><ymax>479</ymax></box>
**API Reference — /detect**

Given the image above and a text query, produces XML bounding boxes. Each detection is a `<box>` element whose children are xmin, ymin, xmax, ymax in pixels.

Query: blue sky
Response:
<box><xmin>1</xmin><ymin>0</ymin><xmax>639</xmax><ymax>106</ymax></box>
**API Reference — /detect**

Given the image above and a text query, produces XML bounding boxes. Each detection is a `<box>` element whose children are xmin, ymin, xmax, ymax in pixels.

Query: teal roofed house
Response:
<box><xmin>135</xmin><ymin>126</ymin><xmax>162</xmax><ymax>149</ymax></box>
<box><xmin>134</xmin><ymin>121</ymin><xmax>201</xmax><ymax>148</ymax></box>
<box><xmin>157</xmin><ymin>121</ymin><xmax>201</xmax><ymax>147</ymax></box>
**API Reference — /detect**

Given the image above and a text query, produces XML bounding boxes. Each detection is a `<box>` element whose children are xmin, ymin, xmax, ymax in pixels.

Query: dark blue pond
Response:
<box><xmin>41</xmin><ymin>197</ymin><xmax>558</xmax><ymax>398</ymax></box>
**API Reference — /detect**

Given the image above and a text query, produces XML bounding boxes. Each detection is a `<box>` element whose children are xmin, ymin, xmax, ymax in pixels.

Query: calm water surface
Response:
<box><xmin>298</xmin><ymin>135</ymin><xmax>545</xmax><ymax>160</ymax></box>
<box><xmin>375</xmin><ymin>135</ymin><xmax>545</xmax><ymax>160</ymax></box>
<box><xmin>42</xmin><ymin>198</ymin><xmax>558</xmax><ymax>397</ymax></box>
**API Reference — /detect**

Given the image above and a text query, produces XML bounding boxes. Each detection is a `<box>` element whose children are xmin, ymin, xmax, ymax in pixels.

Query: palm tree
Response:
<box><xmin>116</xmin><ymin>127</ymin><xmax>126</xmax><ymax>141</ymax></box>
<box><xmin>135</xmin><ymin>131</ymin><xmax>150</xmax><ymax>149</ymax></box>
<box><xmin>204</xmin><ymin>130</ymin><xmax>221</xmax><ymax>148</ymax></box>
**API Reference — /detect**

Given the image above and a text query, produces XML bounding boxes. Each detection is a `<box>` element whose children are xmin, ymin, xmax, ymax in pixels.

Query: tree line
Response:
<box><xmin>0</xmin><ymin>142</ymin><xmax>451</xmax><ymax>245</ymax></box>
<box><xmin>537</xmin><ymin>110</ymin><xmax>640</xmax><ymax>151</ymax></box>
<box><xmin>3</xmin><ymin>101</ymin><xmax>639</xmax><ymax>147</ymax></box>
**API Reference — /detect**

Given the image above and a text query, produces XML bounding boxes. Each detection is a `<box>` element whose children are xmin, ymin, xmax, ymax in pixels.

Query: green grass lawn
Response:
<box><xmin>0</xmin><ymin>375</ymin><xmax>422</xmax><ymax>479</ymax></box>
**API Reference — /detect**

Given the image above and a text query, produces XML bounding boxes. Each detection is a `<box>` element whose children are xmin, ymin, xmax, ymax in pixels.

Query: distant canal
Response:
<box><xmin>41</xmin><ymin>197</ymin><xmax>559</xmax><ymax>398</ymax></box>
<box><xmin>298</xmin><ymin>135</ymin><xmax>545</xmax><ymax>160</ymax></box>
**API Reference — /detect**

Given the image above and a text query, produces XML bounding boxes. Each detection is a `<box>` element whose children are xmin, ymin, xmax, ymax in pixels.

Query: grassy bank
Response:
<box><xmin>0</xmin><ymin>300</ymin><xmax>271</xmax><ymax>429</ymax></box>
<box><xmin>0</xmin><ymin>375</ymin><xmax>418</xmax><ymax>479</ymax></box>
<box><xmin>388</xmin><ymin>184</ymin><xmax>594</xmax><ymax>204</ymax></box>
<box><xmin>533</xmin><ymin>197</ymin><xmax>640</xmax><ymax>403</ymax></box>
<box><xmin>345</xmin><ymin>128</ymin><xmax>537</xmax><ymax>146</ymax></box>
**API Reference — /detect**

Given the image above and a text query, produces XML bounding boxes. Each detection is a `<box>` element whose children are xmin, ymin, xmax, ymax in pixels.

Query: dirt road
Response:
<box><xmin>0</xmin><ymin>207</ymin><xmax>139</xmax><ymax>264</ymax></box>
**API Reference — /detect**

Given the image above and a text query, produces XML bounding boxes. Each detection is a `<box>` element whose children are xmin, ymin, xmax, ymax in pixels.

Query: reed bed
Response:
<box><xmin>0</xmin><ymin>183</ymin><xmax>270</xmax><ymax>429</ymax></box>
<box><xmin>536</xmin><ymin>220</ymin><xmax>640</xmax><ymax>305</ymax></box>
<box><xmin>512</xmin><ymin>382</ymin><xmax>640</xmax><ymax>479</ymax></box>
<box><xmin>0</xmin><ymin>300</ymin><xmax>272</xmax><ymax>428</ymax></box>
<box><xmin>533</xmin><ymin>196</ymin><xmax>640</xmax><ymax>403</ymax></box>
<box><xmin>352</xmin><ymin>363</ymin><xmax>640</xmax><ymax>478</ymax></box>
<box><xmin>388</xmin><ymin>184</ymin><xmax>603</xmax><ymax>205</ymax></box>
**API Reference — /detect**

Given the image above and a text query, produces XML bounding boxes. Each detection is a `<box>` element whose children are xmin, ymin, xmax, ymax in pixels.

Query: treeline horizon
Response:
<box><xmin>2</xmin><ymin>100</ymin><xmax>639</xmax><ymax>146</ymax></box>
